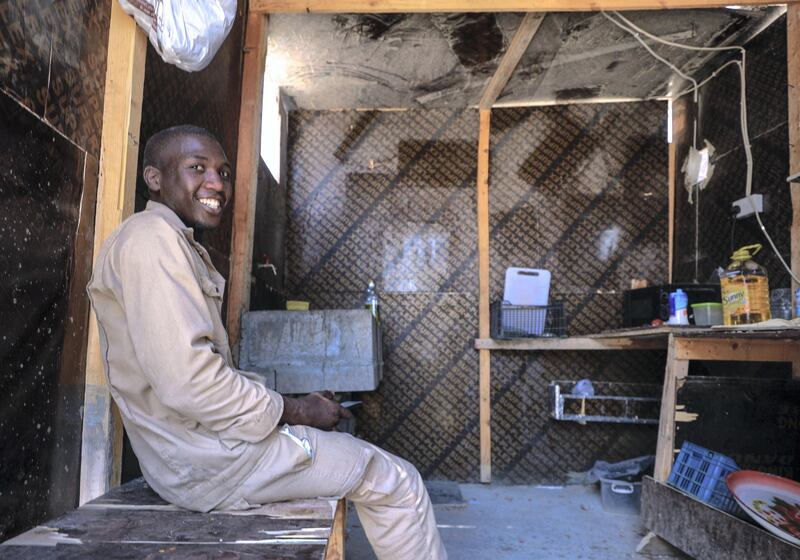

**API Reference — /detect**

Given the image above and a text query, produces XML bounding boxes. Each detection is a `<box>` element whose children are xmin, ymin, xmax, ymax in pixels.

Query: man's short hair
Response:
<box><xmin>143</xmin><ymin>125</ymin><xmax>220</xmax><ymax>169</ymax></box>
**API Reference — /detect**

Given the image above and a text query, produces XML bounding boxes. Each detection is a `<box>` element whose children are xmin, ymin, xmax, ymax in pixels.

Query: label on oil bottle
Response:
<box><xmin>720</xmin><ymin>274</ymin><xmax>769</xmax><ymax>325</ymax></box>
<box><xmin>721</xmin><ymin>288</ymin><xmax>745</xmax><ymax>307</ymax></box>
<box><xmin>720</xmin><ymin>274</ymin><xmax>751</xmax><ymax>326</ymax></box>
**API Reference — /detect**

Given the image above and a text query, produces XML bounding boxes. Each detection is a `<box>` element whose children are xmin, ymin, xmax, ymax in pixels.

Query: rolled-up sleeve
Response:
<box><xmin>113</xmin><ymin>223</ymin><xmax>283</xmax><ymax>446</ymax></box>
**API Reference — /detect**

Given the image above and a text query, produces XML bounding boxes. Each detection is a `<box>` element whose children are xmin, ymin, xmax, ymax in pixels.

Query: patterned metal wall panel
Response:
<box><xmin>488</xmin><ymin>103</ymin><xmax>667</xmax><ymax>482</ymax></box>
<box><xmin>0</xmin><ymin>0</ymin><xmax>111</xmax><ymax>156</ymax></box>
<box><xmin>673</xmin><ymin>17</ymin><xmax>789</xmax><ymax>287</ymax></box>
<box><xmin>286</xmin><ymin>102</ymin><xmax>668</xmax><ymax>482</ymax></box>
<box><xmin>490</xmin><ymin>350</ymin><xmax>664</xmax><ymax>483</ymax></box>
<box><xmin>490</xmin><ymin>103</ymin><xmax>669</xmax><ymax>334</ymax></box>
<box><xmin>287</xmin><ymin>110</ymin><xmax>481</xmax><ymax>481</ymax></box>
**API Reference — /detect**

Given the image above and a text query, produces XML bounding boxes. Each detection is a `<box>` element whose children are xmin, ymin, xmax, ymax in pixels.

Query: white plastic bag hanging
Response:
<box><xmin>118</xmin><ymin>0</ymin><xmax>237</xmax><ymax>72</ymax></box>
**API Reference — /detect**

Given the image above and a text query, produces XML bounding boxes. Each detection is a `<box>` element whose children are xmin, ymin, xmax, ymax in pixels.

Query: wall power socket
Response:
<box><xmin>732</xmin><ymin>194</ymin><xmax>764</xmax><ymax>219</ymax></box>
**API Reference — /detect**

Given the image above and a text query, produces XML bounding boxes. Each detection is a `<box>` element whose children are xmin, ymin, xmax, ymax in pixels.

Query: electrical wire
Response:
<box><xmin>600</xmin><ymin>12</ymin><xmax>699</xmax><ymax>104</ymax></box>
<box><xmin>602</xmin><ymin>11</ymin><xmax>800</xmax><ymax>285</ymax></box>
<box><xmin>673</xmin><ymin>59</ymin><xmax>741</xmax><ymax>99</ymax></box>
<box><xmin>611</xmin><ymin>11</ymin><xmax>745</xmax><ymax>55</ymax></box>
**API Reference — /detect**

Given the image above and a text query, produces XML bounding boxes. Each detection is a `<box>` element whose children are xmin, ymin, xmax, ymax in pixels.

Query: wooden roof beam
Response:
<box><xmin>250</xmin><ymin>0</ymin><xmax>794</xmax><ymax>14</ymax></box>
<box><xmin>479</xmin><ymin>12</ymin><xmax>544</xmax><ymax>109</ymax></box>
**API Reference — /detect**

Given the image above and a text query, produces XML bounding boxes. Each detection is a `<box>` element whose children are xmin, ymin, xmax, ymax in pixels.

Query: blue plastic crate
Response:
<box><xmin>667</xmin><ymin>441</ymin><xmax>740</xmax><ymax>515</ymax></box>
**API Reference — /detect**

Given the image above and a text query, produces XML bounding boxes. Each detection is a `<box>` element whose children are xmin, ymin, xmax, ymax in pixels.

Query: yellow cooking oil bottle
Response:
<box><xmin>719</xmin><ymin>244</ymin><xmax>771</xmax><ymax>325</ymax></box>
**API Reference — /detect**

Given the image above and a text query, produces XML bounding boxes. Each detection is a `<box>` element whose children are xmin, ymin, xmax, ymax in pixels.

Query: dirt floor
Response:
<box><xmin>345</xmin><ymin>483</ymin><xmax>690</xmax><ymax>559</ymax></box>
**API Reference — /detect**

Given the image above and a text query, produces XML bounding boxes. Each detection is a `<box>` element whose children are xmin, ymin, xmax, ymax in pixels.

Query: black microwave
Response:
<box><xmin>623</xmin><ymin>284</ymin><xmax>721</xmax><ymax>327</ymax></box>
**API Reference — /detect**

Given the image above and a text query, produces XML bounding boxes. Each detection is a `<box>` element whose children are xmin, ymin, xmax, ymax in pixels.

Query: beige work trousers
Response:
<box><xmin>219</xmin><ymin>425</ymin><xmax>447</xmax><ymax>560</ymax></box>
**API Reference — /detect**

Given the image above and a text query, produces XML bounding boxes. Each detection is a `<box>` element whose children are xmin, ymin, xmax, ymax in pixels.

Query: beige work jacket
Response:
<box><xmin>87</xmin><ymin>201</ymin><xmax>287</xmax><ymax>512</ymax></box>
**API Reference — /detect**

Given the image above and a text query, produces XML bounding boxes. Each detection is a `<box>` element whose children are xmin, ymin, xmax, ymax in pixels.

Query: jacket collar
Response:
<box><xmin>145</xmin><ymin>200</ymin><xmax>194</xmax><ymax>236</ymax></box>
<box><xmin>144</xmin><ymin>201</ymin><xmax>220</xmax><ymax>275</ymax></box>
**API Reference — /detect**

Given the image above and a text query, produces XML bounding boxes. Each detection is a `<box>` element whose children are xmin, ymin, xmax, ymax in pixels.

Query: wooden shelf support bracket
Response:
<box><xmin>654</xmin><ymin>335</ymin><xmax>689</xmax><ymax>482</ymax></box>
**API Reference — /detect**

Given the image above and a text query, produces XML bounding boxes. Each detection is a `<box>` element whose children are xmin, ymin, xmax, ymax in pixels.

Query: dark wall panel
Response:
<box><xmin>250</xmin><ymin>159</ymin><xmax>287</xmax><ymax>311</ymax></box>
<box><xmin>676</xmin><ymin>377</ymin><xmax>800</xmax><ymax>479</ymax></box>
<box><xmin>0</xmin><ymin>0</ymin><xmax>110</xmax><ymax>540</ymax></box>
<box><xmin>673</xmin><ymin>17</ymin><xmax>789</xmax><ymax>287</ymax></box>
<box><xmin>285</xmin><ymin>102</ymin><xmax>668</xmax><ymax>482</ymax></box>
<box><xmin>0</xmin><ymin>90</ymin><xmax>96</xmax><ymax>539</ymax></box>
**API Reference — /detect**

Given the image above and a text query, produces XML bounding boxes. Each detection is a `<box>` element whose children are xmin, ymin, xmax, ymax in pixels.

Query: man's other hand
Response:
<box><xmin>280</xmin><ymin>391</ymin><xmax>354</xmax><ymax>431</ymax></box>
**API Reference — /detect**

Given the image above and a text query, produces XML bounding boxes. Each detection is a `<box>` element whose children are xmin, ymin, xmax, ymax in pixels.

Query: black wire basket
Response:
<box><xmin>490</xmin><ymin>300</ymin><xmax>566</xmax><ymax>339</ymax></box>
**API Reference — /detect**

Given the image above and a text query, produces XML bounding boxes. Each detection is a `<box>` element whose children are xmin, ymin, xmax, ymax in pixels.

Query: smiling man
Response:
<box><xmin>87</xmin><ymin>125</ymin><xmax>446</xmax><ymax>560</ymax></box>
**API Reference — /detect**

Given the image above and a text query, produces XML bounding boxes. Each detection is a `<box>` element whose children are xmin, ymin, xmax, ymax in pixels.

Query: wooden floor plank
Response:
<box><xmin>1</xmin><ymin>541</ymin><xmax>326</xmax><ymax>559</ymax></box>
<box><xmin>7</xmin><ymin>508</ymin><xmax>330</xmax><ymax>544</ymax></box>
<box><xmin>3</xmin><ymin>478</ymin><xmax>335</xmax><ymax>559</ymax></box>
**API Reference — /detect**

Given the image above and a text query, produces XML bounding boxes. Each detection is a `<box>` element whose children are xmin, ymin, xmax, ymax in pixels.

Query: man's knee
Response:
<box><xmin>349</xmin><ymin>448</ymin><xmax>427</xmax><ymax>508</ymax></box>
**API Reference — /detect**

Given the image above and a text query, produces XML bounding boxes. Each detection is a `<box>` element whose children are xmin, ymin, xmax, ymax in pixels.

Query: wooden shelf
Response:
<box><xmin>475</xmin><ymin>326</ymin><xmax>677</xmax><ymax>351</ymax></box>
<box><xmin>475</xmin><ymin>336</ymin><xmax>667</xmax><ymax>351</ymax></box>
<box><xmin>476</xmin><ymin>326</ymin><xmax>800</xmax><ymax>352</ymax></box>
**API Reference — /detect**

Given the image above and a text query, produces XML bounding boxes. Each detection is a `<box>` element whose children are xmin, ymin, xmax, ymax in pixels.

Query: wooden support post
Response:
<box><xmin>475</xmin><ymin>13</ymin><xmax>541</xmax><ymax>481</ymax></box>
<box><xmin>789</xmin><ymin>6</ymin><xmax>800</xmax><ymax>291</ymax></box>
<box><xmin>80</xmin><ymin>0</ymin><xmax>146</xmax><ymax>504</ymax></box>
<box><xmin>324</xmin><ymin>498</ymin><xmax>346</xmax><ymax>560</ymax></box>
<box><xmin>654</xmin><ymin>336</ymin><xmax>689</xmax><ymax>482</ymax></box>
<box><xmin>477</xmin><ymin>109</ymin><xmax>492</xmax><ymax>483</ymax></box>
<box><xmin>668</xmin><ymin>141</ymin><xmax>675</xmax><ymax>283</ymax></box>
<box><xmin>788</xmin><ymin>7</ymin><xmax>800</xmax><ymax>378</ymax></box>
<box><xmin>227</xmin><ymin>13</ymin><xmax>269</xmax><ymax>361</ymax></box>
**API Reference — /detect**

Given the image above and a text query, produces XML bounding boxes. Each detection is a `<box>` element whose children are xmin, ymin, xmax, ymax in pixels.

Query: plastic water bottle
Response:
<box><xmin>669</xmin><ymin>289</ymin><xmax>689</xmax><ymax>325</ymax></box>
<box><xmin>675</xmin><ymin>289</ymin><xmax>689</xmax><ymax>325</ymax></box>
<box><xmin>796</xmin><ymin>288</ymin><xmax>800</xmax><ymax>319</ymax></box>
<box><xmin>364</xmin><ymin>280</ymin><xmax>380</xmax><ymax>324</ymax></box>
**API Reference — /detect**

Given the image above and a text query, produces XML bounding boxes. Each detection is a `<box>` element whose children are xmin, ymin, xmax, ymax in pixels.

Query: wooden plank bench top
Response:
<box><xmin>1</xmin><ymin>478</ymin><xmax>346</xmax><ymax>559</ymax></box>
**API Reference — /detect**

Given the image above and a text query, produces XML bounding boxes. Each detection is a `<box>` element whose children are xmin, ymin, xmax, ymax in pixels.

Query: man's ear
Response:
<box><xmin>143</xmin><ymin>165</ymin><xmax>161</xmax><ymax>196</ymax></box>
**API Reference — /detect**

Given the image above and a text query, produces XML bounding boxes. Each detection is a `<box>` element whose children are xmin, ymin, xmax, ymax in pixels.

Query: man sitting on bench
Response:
<box><xmin>87</xmin><ymin>125</ymin><xmax>447</xmax><ymax>560</ymax></box>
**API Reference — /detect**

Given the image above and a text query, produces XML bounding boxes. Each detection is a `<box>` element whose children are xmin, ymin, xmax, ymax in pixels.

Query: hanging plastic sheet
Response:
<box><xmin>118</xmin><ymin>0</ymin><xmax>237</xmax><ymax>72</ymax></box>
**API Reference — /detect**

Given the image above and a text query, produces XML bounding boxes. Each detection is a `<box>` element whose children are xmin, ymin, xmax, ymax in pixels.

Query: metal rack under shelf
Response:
<box><xmin>550</xmin><ymin>380</ymin><xmax>662</xmax><ymax>425</ymax></box>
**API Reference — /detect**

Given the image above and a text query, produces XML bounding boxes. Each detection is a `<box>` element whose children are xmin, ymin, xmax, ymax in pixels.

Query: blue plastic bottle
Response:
<box><xmin>796</xmin><ymin>288</ymin><xmax>800</xmax><ymax>319</ymax></box>
<box><xmin>674</xmin><ymin>289</ymin><xmax>689</xmax><ymax>325</ymax></box>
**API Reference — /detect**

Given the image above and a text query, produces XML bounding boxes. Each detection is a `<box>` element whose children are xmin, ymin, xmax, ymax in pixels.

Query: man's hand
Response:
<box><xmin>280</xmin><ymin>391</ymin><xmax>354</xmax><ymax>431</ymax></box>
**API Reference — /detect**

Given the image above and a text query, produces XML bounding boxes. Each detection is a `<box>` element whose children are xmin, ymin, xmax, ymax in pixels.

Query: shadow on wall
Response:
<box><xmin>284</xmin><ymin>103</ymin><xmax>667</xmax><ymax>484</ymax></box>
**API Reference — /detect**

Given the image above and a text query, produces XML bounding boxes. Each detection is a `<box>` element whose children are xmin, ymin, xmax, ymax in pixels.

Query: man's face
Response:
<box><xmin>149</xmin><ymin>134</ymin><xmax>233</xmax><ymax>230</ymax></box>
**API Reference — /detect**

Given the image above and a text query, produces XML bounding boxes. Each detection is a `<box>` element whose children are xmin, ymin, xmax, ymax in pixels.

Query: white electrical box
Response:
<box><xmin>732</xmin><ymin>194</ymin><xmax>764</xmax><ymax>219</ymax></box>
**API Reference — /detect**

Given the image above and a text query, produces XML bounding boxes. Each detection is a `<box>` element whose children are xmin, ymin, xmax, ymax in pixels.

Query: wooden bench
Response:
<box><xmin>1</xmin><ymin>478</ymin><xmax>346</xmax><ymax>559</ymax></box>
